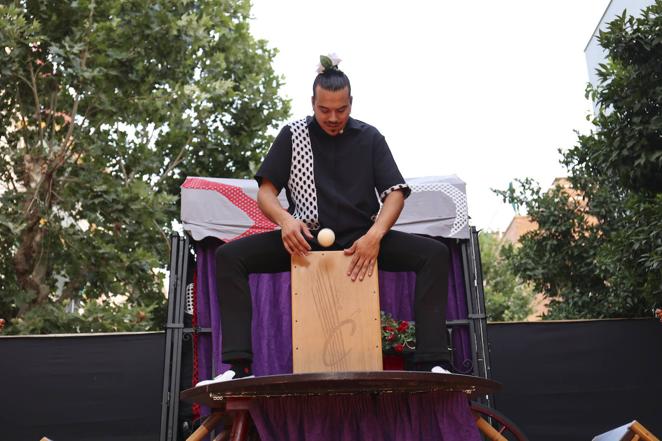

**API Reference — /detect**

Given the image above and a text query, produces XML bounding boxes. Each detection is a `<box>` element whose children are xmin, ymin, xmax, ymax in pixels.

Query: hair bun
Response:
<box><xmin>316</xmin><ymin>53</ymin><xmax>342</xmax><ymax>74</ymax></box>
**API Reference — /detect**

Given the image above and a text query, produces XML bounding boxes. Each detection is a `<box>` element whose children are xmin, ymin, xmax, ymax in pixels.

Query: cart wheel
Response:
<box><xmin>470</xmin><ymin>402</ymin><xmax>529</xmax><ymax>441</ymax></box>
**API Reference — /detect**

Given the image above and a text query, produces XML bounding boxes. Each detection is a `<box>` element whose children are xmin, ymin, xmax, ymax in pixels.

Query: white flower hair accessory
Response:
<box><xmin>316</xmin><ymin>53</ymin><xmax>342</xmax><ymax>74</ymax></box>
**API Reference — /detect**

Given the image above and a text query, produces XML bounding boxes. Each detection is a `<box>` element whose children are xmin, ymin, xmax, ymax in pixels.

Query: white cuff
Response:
<box><xmin>379</xmin><ymin>183</ymin><xmax>410</xmax><ymax>202</ymax></box>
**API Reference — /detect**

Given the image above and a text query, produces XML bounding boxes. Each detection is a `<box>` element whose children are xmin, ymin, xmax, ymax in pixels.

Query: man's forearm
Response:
<box><xmin>368</xmin><ymin>190</ymin><xmax>405</xmax><ymax>239</ymax></box>
<box><xmin>258</xmin><ymin>178</ymin><xmax>312</xmax><ymax>255</ymax></box>
<box><xmin>257</xmin><ymin>182</ymin><xmax>292</xmax><ymax>227</ymax></box>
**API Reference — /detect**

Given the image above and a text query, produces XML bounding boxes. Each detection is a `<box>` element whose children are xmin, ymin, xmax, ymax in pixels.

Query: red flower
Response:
<box><xmin>394</xmin><ymin>343</ymin><xmax>404</xmax><ymax>353</ymax></box>
<box><xmin>384</xmin><ymin>326</ymin><xmax>394</xmax><ymax>333</ymax></box>
<box><xmin>397</xmin><ymin>321</ymin><xmax>409</xmax><ymax>332</ymax></box>
<box><xmin>387</xmin><ymin>333</ymin><xmax>396</xmax><ymax>341</ymax></box>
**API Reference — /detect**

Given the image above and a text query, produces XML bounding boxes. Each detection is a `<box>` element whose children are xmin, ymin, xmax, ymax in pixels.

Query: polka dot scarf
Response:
<box><xmin>288</xmin><ymin>118</ymin><xmax>320</xmax><ymax>230</ymax></box>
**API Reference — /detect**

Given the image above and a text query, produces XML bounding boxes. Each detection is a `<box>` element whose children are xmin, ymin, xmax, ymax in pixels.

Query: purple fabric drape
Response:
<box><xmin>194</xmin><ymin>237</ymin><xmax>479</xmax><ymax>440</ymax></box>
<box><xmin>196</xmin><ymin>237</ymin><xmax>472</xmax><ymax>378</ymax></box>
<box><xmin>249</xmin><ymin>391</ymin><xmax>479</xmax><ymax>441</ymax></box>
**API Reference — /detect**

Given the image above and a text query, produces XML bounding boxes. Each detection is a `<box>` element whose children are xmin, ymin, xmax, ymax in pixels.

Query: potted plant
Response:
<box><xmin>381</xmin><ymin>311</ymin><xmax>415</xmax><ymax>370</ymax></box>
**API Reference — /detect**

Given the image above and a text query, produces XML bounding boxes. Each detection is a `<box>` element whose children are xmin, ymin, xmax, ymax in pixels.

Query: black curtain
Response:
<box><xmin>0</xmin><ymin>332</ymin><xmax>165</xmax><ymax>441</ymax></box>
<box><xmin>2</xmin><ymin>319</ymin><xmax>661</xmax><ymax>440</ymax></box>
<box><xmin>488</xmin><ymin>319</ymin><xmax>662</xmax><ymax>440</ymax></box>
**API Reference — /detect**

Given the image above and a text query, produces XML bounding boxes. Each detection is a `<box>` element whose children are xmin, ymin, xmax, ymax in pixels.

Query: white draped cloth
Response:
<box><xmin>180</xmin><ymin>175</ymin><xmax>469</xmax><ymax>242</ymax></box>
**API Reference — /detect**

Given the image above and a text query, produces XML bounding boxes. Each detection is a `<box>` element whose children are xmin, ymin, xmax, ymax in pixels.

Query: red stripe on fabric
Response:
<box><xmin>182</xmin><ymin>177</ymin><xmax>277</xmax><ymax>240</ymax></box>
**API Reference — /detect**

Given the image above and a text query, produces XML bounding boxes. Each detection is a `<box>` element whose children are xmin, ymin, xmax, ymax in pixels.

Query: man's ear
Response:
<box><xmin>311</xmin><ymin>96</ymin><xmax>315</xmax><ymax>108</ymax></box>
<box><xmin>350</xmin><ymin>96</ymin><xmax>353</xmax><ymax>105</ymax></box>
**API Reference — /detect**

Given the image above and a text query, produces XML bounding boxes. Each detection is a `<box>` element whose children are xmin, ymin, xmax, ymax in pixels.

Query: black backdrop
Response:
<box><xmin>1</xmin><ymin>320</ymin><xmax>660</xmax><ymax>440</ymax></box>
<box><xmin>0</xmin><ymin>333</ymin><xmax>165</xmax><ymax>441</ymax></box>
<box><xmin>488</xmin><ymin>318</ymin><xmax>662</xmax><ymax>440</ymax></box>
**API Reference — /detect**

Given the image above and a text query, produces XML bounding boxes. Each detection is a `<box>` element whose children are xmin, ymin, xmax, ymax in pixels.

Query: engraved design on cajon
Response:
<box><xmin>291</xmin><ymin>251</ymin><xmax>383</xmax><ymax>373</ymax></box>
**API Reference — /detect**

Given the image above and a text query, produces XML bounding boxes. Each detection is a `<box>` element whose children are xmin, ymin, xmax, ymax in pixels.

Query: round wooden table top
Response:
<box><xmin>180</xmin><ymin>371</ymin><xmax>501</xmax><ymax>408</ymax></box>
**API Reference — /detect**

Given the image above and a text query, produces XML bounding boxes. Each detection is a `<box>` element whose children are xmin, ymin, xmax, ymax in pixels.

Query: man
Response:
<box><xmin>208</xmin><ymin>57</ymin><xmax>452</xmax><ymax>383</ymax></box>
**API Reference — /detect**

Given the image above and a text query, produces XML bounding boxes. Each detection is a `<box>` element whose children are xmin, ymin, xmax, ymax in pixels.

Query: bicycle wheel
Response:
<box><xmin>470</xmin><ymin>402</ymin><xmax>529</xmax><ymax>441</ymax></box>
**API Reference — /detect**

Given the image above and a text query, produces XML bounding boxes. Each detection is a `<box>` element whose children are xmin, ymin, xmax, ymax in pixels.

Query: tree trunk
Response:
<box><xmin>14</xmin><ymin>154</ymin><xmax>53</xmax><ymax>318</ymax></box>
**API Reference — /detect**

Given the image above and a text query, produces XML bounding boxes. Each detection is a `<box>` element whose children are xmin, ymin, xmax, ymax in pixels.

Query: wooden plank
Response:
<box><xmin>186</xmin><ymin>413</ymin><xmax>224</xmax><ymax>441</ymax></box>
<box><xmin>631</xmin><ymin>421</ymin><xmax>660</xmax><ymax>441</ymax></box>
<box><xmin>291</xmin><ymin>251</ymin><xmax>382</xmax><ymax>373</ymax></box>
<box><xmin>473</xmin><ymin>415</ymin><xmax>508</xmax><ymax>441</ymax></box>
<box><xmin>229</xmin><ymin>411</ymin><xmax>250</xmax><ymax>441</ymax></box>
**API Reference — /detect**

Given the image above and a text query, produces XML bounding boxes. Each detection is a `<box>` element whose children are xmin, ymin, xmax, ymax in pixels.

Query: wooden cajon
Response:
<box><xmin>291</xmin><ymin>251</ymin><xmax>383</xmax><ymax>373</ymax></box>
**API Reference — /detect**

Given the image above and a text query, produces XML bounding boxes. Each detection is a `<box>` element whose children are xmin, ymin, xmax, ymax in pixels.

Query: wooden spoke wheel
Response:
<box><xmin>471</xmin><ymin>402</ymin><xmax>529</xmax><ymax>441</ymax></box>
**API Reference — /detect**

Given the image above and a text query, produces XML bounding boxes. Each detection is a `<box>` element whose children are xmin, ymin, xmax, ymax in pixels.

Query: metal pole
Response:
<box><xmin>468</xmin><ymin>226</ymin><xmax>494</xmax><ymax>408</ymax></box>
<box><xmin>160</xmin><ymin>234</ymin><xmax>181</xmax><ymax>441</ymax></box>
<box><xmin>469</xmin><ymin>227</ymin><xmax>491</xmax><ymax>380</ymax></box>
<box><xmin>460</xmin><ymin>239</ymin><xmax>480</xmax><ymax>378</ymax></box>
<box><xmin>171</xmin><ymin>234</ymin><xmax>190</xmax><ymax>438</ymax></box>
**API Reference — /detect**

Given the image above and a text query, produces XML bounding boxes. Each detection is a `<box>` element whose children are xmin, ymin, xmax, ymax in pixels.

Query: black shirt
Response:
<box><xmin>255</xmin><ymin>116</ymin><xmax>410</xmax><ymax>247</ymax></box>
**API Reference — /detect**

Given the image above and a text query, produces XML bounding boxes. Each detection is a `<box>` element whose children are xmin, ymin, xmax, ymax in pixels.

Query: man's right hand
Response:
<box><xmin>280</xmin><ymin>216</ymin><xmax>313</xmax><ymax>256</ymax></box>
<box><xmin>257</xmin><ymin>177</ymin><xmax>313</xmax><ymax>256</ymax></box>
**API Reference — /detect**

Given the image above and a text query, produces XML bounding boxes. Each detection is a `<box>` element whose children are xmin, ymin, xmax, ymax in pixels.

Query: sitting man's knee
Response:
<box><xmin>430</xmin><ymin>240</ymin><xmax>450</xmax><ymax>264</ymax></box>
<box><xmin>215</xmin><ymin>243</ymin><xmax>239</xmax><ymax>267</ymax></box>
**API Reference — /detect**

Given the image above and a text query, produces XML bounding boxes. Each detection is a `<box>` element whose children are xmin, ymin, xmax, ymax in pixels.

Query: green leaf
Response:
<box><xmin>320</xmin><ymin>55</ymin><xmax>332</xmax><ymax>70</ymax></box>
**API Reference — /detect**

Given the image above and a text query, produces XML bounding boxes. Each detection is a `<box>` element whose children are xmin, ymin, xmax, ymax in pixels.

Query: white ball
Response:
<box><xmin>317</xmin><ymin>228</ymin><xmax>335</xmax><ymax>248</ymax></box>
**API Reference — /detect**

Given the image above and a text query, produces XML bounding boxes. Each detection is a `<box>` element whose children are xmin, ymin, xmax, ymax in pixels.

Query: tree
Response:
<box><xmin>0</xmin><ymin>0</ymin><xmax>289</xmax><ymax>334</ymax></box>
<box><xmin>496</xmin><ymin>2</ymin><xmax>662</xmax><ymax>319</ymax></box>
<box><xmin>479</xmin><ymin>231</ymin><xmax>534</xmax><ymax>322</ymax></box>
<box><xmin>582</xmin><ymin>3</ymin><xmax>662</xmax><ymax>194</ymax></box>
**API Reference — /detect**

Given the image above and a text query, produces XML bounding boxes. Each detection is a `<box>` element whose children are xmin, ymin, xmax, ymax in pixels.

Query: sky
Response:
<box><xmin>248</xmin><ymin>0</ymin><xmax>612</xmax><ymax>232</ymax></box>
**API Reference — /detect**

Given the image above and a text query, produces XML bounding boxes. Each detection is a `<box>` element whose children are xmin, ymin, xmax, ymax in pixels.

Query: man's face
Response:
<box><xmin>312</xmin><ymin>85</ymin><xmax>352</xmax><ymax>136</ymax></box>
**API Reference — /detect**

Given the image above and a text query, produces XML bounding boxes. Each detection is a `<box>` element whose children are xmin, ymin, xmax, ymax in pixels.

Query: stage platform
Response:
<box><xmin>180</xmin><ymin>371</ymin><xmax>500</xmax><ymax>441</ymax></box>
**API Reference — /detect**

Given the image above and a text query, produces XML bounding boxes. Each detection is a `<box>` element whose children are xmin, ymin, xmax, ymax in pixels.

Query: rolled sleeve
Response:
<box><xmin>379</xmin><ymin>183</ymin><xmax>411</xmax><ymax>201</ymax></box>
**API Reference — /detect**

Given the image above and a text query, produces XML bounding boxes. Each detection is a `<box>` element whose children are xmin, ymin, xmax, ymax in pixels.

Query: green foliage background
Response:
<box><xmin>0</xmin><ymin>0</ymin><xmax>290</xmax><ymax>333</ymax></box>
<box><xmin>497</xmin><ymin>2</ymin><xmax>662</xmax><ymax>319</ymax></box>
<box><xmin>479</xmin><ymin>231</ymin><xmax>534</xmax><ymax>322</ymax></box>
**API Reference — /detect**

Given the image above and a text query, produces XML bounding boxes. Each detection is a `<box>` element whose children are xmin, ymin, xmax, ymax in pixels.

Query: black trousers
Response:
<box><xmin>215</xmin><ymin>229</ymin><xmax>450</xmax><ymax>364</ymax></box>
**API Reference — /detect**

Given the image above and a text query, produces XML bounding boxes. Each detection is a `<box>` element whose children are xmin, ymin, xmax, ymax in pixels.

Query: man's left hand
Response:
<box><xmin>344</xmin><ymin>231</ymin><xmax>381</xmax><ymax>281</ymax></box>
